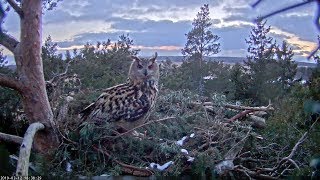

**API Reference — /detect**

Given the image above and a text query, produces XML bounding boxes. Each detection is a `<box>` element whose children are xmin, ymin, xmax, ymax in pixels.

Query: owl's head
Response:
<box><xmin>128</xmin><ymin>52</ymin><xmax>159</xmax><ymax>83</ymax></box>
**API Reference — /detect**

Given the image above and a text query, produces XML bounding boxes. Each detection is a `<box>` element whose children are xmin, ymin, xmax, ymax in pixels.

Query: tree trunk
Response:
<box><xmin>15</xmin><ymin>0</ymin><xmax>58</xmax><ymax>153</ymax></box>
<box><xmin>0</xmin><ymin>1</ymin><xmax>60</xmax><ymax>154</ymax></box>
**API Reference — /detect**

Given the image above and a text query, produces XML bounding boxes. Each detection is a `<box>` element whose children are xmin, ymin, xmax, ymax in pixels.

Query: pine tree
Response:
<box><xmin>245</xmin><ymin>20</ymin><xmax>276</xmax><ymax>63</ymax></box>
<box><xmin>229</xmin><ymin>63</ymin><xmax>251</xmax><ymax>100</ymax></box>
<box><xmin>275</xmin><ymin>41</ymin><xmax>297</xmax><ymax>93</ymax></box>
<box><xmin>181</xmin><ymin>4</ymin><xmax>220</xmax><ymax>95</ymax></box>
<box><xmin>42</xmin><ymin>36</ymin><xmax>66</xmax><ymax>80</ymax></box>
<box><xmin>244</xmin><ymin>19</ymin><xmax>279</xmax><ymax>104</ymax></box>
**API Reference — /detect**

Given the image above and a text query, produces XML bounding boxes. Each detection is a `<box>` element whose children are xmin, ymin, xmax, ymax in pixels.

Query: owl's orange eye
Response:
<box><xmin>137</xmin><ymin>64</ymin><xmax>143</xmax><ymax>69</ymax></box>
<box><xmin>148</xmin><ymin>64</ymin><xmax>153</xmax><ymax>69</ymax></box>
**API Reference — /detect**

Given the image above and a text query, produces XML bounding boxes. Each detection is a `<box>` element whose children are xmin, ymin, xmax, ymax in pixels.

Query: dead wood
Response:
<box><xmin>249</xmin><ymin>115</ymin><xmax>266</xmax><ymax>129</ymax></box>
<box><xmin>228</xmin><ymin>110</ymin><xmax>254</xmax><ymax>122</ymax></box>
<box><xmin>224</xmin><ymin>103</ymin><xmax>274</xmax><ymax>111</ymax></box>
<box><xmin>0</xmin><ymin>132</ymin><xmax>23</xmax><ymax>144</ymax></box>
<box><xmin>93</xmin><ymin>145</ymin><xmax>154</xmax><ymax>177</ymax></box>
<box><xmin>103</xmin><ymin>116</ymin><xmax>176</xmax><ymax>139</ymax></box>
<box><xmin>16</xmin><ymin>122</ymin><xmax>45</xmax><ymax>176</ymax></box>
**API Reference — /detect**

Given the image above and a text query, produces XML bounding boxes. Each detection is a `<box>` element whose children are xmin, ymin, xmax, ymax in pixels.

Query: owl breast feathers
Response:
<box><xmin>80</xmin><ymin>52</ymin><xmax>159</xmax><ymax>129</ymax></box>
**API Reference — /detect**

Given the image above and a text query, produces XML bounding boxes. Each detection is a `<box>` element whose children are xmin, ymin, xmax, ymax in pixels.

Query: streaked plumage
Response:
<box><xmin>80</xmin><ymin>52</ymin><xmax>159</xmax><ymax>129</ymax></box>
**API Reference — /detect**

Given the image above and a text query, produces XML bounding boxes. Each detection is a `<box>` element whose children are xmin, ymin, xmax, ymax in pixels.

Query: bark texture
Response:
<box><xmin>0</xmin><ymin>0</ymin><xmax>59</xmax><ymax>153</ymax></box>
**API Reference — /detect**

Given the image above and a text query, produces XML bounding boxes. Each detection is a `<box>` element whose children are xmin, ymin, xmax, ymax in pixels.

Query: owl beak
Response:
<box><xmin>143</xmin><ymin>69</ymin><xmax>148</xmax><ymax>76</ymax></box>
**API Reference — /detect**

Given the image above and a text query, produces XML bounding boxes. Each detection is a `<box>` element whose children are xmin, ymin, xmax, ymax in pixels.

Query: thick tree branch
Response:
<box><xmin>0</xmin><ymin>73</ymin><xmax>23</xmax><ymax>92</ymax></box>
<box><xmin>7</xmin><ymin>0</ymin><xmax>23</xmax><ymax>17</ymax></box>
<box><xmin>0</xmin><ymin>32</ymin><xmax>19</xmax><ymax>53</ymax></box>
<box><xmin>16</xmin><ymin>122</ymin><xmax>45</xmax><ymax>176</ymax></box>
<box><xmin>0</xmin><ymin>3</ymin><xmax>20</xmax><ymax>53</ymax></box>
<box><xmin>228</xmin><ymin>110</ymin><xmax>254</xmax><ymax>122</ymax></box>
<box><xmin>0</xmin><ymin>132</ymin><xmax>23</xmax><ymax>144</ymax></box>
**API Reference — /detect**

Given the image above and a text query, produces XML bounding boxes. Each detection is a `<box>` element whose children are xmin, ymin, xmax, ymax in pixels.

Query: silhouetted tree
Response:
<box><xmin>182</xmin><ymin>4</ymin><xmax>220</xmax><ymax>95</ymax></box>
<box><xmin>244</xmin><ymin>20</ymin><xmax>279</xmax><ymax>104</ymax></box>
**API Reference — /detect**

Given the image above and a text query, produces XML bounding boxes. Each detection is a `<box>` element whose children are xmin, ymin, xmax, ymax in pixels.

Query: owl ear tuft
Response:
<box><xmin>149</xmin><ymin>52</ymin><xmax>158</xmax><ymax>63</ymax></box>
<box><xmin>130</xmin><ymin>55</ymin><xmax>140</xmax><ymax>62</ymax></box>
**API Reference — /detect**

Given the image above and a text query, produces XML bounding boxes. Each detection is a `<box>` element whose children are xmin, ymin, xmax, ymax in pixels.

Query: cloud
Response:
<box><xmin>133</xmin><ymin>45</ymin><xmax>182</xmax><ymax>51</ymax></box>
<box><xmin>109</xmin><ymin>18</ymin><xmax>191</xmax><ymax>34</ymax></box>
<box><xmin>57</xmin><ymin>44</ymin><xmax>181</xmax><ymax>56</ymax></box>
<box><xmin>268</xmin><ymin>14</ymin><xmax>317</xmax><ymax>42</ymax></box>
<box><xmin>270</xmin><ymin>27</ymin><xmax>317</xmax><ymax>57</ymax></box>
<box><xmin>222</xmin><ymin>4</ymin><xmax>251</xmax><ymax>16</ymax></box>
<box><xmin>55</xmin><ymin>18</ymin><xmax>192</xmax><ymax>48</ymax></box>
<box><xmin>0</xmin><ymin>0</ymin><xmax>317</xmax><ymax>63</ymax></box>
<box><xmin>42</xmin><ymin>0</ymin><xmax>222</xmax><ymax>24</ymax></box>
<box><xmin>57</xmin><ymin>44</ymin><xmax>181</xmax><ymax>52</ymax></box>
<box><xmin>223</xmin><ymin>15</ymin><xmax>251</xmax><ymax>22</ymax></box>
<box><xmin>43</xmin><ymin>20</ymin><xmax>115</xmax><ymax>42</ymax></box>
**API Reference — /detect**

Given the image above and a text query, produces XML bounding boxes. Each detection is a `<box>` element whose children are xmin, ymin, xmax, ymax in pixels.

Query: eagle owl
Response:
<box><xmin>80</xmin><ymin>52</ymin><xmax>159</xmax><ymax>130</ymax></box>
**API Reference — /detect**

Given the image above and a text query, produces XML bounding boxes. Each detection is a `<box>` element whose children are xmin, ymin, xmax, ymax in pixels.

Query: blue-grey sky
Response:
<box><xmin>2</xmin><ymin>0</ymin><xmax>319</xmax><ymax>63</ymax></box>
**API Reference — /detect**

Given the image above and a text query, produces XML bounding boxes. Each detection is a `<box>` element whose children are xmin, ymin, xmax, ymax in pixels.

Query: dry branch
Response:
<box><xmin>46</xmin><ymin>61</ymin><xmax>71</xmax><ymax>85</ymax></box>
<box><xmin>224</xmin><ymin>103</ymin><xmax>274</xmax><ymax>111</ymax></box>
<box><xmin>93</xmin><ymin>145</ymin><xmax>154</xmax><ymax>176</ymax></box>
<box><xmin>228</xmin><ymin>110</ymin><xmax>254</xmax><ymax>122</ymax></box>
<box><xmin>236</xmin><ymin>118</ymin><xmax>320</xmax><ymax>178</ymax></box>
<box><xmin>105</xmin><ymin>116</ymin><xmax>176</xmax><ymax>139</ymax></box>
<box><xmin>226</xmin><ymin>102</ymin><xmax>272</xmax><ymax>123</ymax></box>
<box><xmin>0</xmin><ymin>132</ymin><xmax>23</xmax><ymax>144</ymax></box>
<box><xmin>249</xmin><ymin>115</ymin><xmax>266</xmax><ymax>128</ymax></box>
<box><xmin>225</xmin><ymin>130</ymin><xmax>251</xmax><ymax>159</ymax></box>
<box><xmin>191</xmin><ymin>101</ymin><xmax>274</xmax><ymax>113</ymax></box>
<box><xmin>273</xmin><ymin>117</ymin><xmax>319</xmax><ymax>173</ymax></box>
<box><xmin>235</xmin><ymin>165</ymin><xmax>278</xmax><ymax>180</ymax></box>
<box><xmin>16</xmin><ymin>122</ymin><xmax>45</xmax><ymax>176</ymax></box>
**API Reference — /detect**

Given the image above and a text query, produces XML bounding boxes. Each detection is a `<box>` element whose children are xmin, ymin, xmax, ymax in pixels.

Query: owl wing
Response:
<box><xmin>80</xmin><ymin>85</ymin><xmax>151</xmax><ymax>124</ymax></box>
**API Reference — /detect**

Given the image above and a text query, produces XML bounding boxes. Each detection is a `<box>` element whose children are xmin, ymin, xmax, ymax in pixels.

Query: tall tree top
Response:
<box><xmin>193</xmin><ymin>4</ymin><xmax>212</xmax><ymax>28</ymax></box>
<box><xmin>245</xmin><ymin>19</ymin><xmax>276</xmax><ymax>62</ymax></box>
<box><xmin>181</xmin><ymin>4</ymin><xmax>220</xmax><ymax>58</ymax></box>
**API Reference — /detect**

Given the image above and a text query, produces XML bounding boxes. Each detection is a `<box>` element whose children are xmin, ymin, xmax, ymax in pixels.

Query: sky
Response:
<box><xmin>2</xmin><ymin>0</ymin><xmax>319</xmax><ymax>64</ymax></box>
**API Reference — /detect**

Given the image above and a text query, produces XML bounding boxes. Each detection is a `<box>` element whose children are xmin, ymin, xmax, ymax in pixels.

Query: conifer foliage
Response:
<box><xmin>181</xmin><ymin>4</ymin><xmax>220</xmax><ymax>95</ymax></box>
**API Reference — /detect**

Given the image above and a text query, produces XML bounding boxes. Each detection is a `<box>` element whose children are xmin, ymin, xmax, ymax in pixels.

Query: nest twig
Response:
<box><xmin>93</xmin><ymin>145</ymin><xmax>154</xmax><ymax>176</ymax></box>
